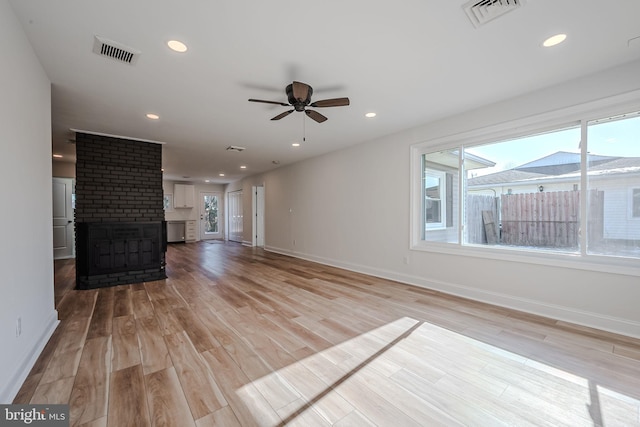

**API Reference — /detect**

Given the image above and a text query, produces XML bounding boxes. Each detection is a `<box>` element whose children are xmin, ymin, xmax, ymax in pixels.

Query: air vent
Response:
<box><xmin>226</xmin><ymin>146</ymin><xmax>246</xmax><ymax>152</ymax></box>
<box><xmin>463</xmin><ymin>0</ymin><xmax>524</xmax><ymax>28</ymax></box>
<box><xmin>92</xmin><ymin>36</ymin><xmax>141</xmax><ymax>65</ymax></box>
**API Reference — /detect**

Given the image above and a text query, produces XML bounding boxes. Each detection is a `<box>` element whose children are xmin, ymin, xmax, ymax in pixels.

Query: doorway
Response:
<box><xmin>200</xmin><ymin>192</ymin><xmax>223</xmax><ymax>240</ymax></box>
<box><xmin>52</xmin><ymin>177</ymin><xmax>75</xmax><ymax>259</ymax></box>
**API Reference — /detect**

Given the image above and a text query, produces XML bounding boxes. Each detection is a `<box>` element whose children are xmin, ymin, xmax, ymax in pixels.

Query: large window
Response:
<box><xmin>412</xmin><ymin>109</ymin><xmax>640</xmax><ymax>264</ymax></box>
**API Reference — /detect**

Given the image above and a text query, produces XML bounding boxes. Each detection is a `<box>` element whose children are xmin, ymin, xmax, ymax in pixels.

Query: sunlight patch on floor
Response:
<box><xmin>235</xmin><ymin>317</ymin><xmax>640</xmax><ymax>426</ymax></box>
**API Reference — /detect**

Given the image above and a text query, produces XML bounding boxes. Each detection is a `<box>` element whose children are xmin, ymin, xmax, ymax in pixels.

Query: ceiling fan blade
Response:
<box><xmin>248</xmin><ymin>99</ymin><xmax>289</xmax><ymax>106</ymax></box>
<box><xmin>271</xmin><ymin>110</ymin><xmax>294</xmax><ymax>120</ymax></box>
<box><xmin>305</xmin><ymin>110</ymin><xmax>327</xmax><ymax>123</ymax></box>
<box><xmin>310</xmin><ymin>97</ymin><xmax>350</xmax><ymax>108</ymax></box>
<box><xmin>292</xmin><ymin>81</ymin><xmax>311</xmax><ymax>102</ymax></box>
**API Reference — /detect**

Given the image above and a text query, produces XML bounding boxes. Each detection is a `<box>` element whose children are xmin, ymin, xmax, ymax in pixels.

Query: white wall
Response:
<box><xmin>240</xmin><ymin>59</ymin><xmax>640</xmax><ymax>339</ymax></box>
<box><xmin>0</xmin><ymin>0</ymin><xmax>58</xmax><ymax>402</ymax></box>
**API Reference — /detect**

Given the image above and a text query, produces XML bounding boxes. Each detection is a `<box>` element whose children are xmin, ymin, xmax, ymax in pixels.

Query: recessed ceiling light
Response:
<box><xmin>52</xmin><ymin>154</ymin><xmax>63</xmax><ymax>158</ymax></box>
<box><xmin>292</xmin><ymin>142</ymin><xmax>300</xmax><ymax>147</ymax></box>
<box><xmin>365</xmin><ymin>112</ymin><xmax>377</xmax><ymax>118</ymax></box>
<box><xmin>205</xmin><ymin>180</ymin><xmax>210</xmax><ymax>183</ymax></box>
<box><xmin>146</xmin><ymin>113</ymin><xmax>159</xmax><ymax>120</ymax></box>
<box><xmin>543</xmin><ymin>33</ymin><xmax>567</xmax><ymax>48</ymax></box>
<box><xmin>240</xmin><ymin>165</ymin><xmax>247</xmax><ymax>169</ymax></box>
<box><xmin>219</xmin><ymin>173</ymin><xmax>225</xmax><ymax>177</ymax></box>
<box><xmin>167</xmin><ymin>40</ymin><xmax>188</xmax><ymax>53</ymax></box>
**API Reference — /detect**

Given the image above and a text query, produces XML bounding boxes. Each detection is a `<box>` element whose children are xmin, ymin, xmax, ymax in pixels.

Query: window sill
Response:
<box><xmin>410</xmin><ymin>241</ymin><xmax>640</xmax><ymax>277</ymax></box>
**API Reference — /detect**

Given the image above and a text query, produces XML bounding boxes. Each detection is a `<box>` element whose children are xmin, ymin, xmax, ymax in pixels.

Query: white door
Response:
<box><xmin>200</xmin><ymin>192</ymin><xmax>223</xmax><ymax>240</ymax></box>
<box><xmin>253</xmin><ymin>186</ymin><xmax>265</xmax><ymax>247</ymax></box>
<box><xmin>53</xmin><ymin>177</ymin><xmax>75</xmax><ymax>259</ymax></box>
<box><xmin>228</xmin><ymin>190</ymin><xmax>243</xmax><ymax>242</ymax></box>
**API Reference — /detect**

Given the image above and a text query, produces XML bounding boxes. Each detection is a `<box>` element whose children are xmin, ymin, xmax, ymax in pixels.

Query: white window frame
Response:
<box><xmin>424</xmin><ymin>169</ymin><xmax>446</xmax><ymax>230</ymax></box>
<box><xmin>410</xmin><ymin>90</ymin><xmax>640</xmax><ymax>277</ymax></box>
<box><xmin>163</xmin><ymin>193</ymin><xmax>174</xmax><ymax>212</ymax></box>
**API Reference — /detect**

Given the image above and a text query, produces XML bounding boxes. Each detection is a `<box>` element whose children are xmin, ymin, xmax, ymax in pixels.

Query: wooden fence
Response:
<box><xmin>466</xmin><ymin>194</ymin><xmax>498</xmax><ymax>244</ymax></box>
<box><xmin>467</xmin><ymin>190</ymin><xmax>605</xmax><ymax>248</ymax></box>
<box><xmin>501</xmin><ymin>191</ymin><xmax>580</xmax><ymax>248</ymax></box>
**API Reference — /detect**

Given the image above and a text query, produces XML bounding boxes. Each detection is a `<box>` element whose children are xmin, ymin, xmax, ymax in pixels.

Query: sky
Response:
<box><xmin>465</xmin><ymin>113</ymin><xmax>640</xmax><ymax>177</ymax></box>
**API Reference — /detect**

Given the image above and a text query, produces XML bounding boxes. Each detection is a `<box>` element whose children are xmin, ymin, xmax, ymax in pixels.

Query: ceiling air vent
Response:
<box><xmin>92</xmin><ymin>35</ymin><xmax>141</xmax><ymax>65</ymax></box>
<box><xmin>463</xmin><ymin>0</ymin><xmax>525</xmax><ymax>28</ymax></box>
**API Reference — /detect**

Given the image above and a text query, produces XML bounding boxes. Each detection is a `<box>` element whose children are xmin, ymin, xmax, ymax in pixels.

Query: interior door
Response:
<box><xmin>53</xmin><ymin>177</ymin><xmax>75</xmax><ymax>259</ymax></box>
<box><xmin>228</xmin><ymin>190</ymin><xmax>243</xmax><ymax>242</ymax></box>
<box><xmin>200</xmin><ymin>192</ymin><xmax>223</xmax><ymax>240</ymax></box>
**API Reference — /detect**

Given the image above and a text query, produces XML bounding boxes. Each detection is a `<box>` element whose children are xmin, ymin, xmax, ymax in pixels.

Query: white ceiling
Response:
<box><xmin>9</xmin><ymin>0</ymin><xmax>640</xmax><ymax>183</ymax></box>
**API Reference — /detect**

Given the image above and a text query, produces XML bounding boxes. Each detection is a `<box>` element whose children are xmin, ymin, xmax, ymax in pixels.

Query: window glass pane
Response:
<box><xmin>422</xmin><ymin>150</ymin><xmax>459</xmax><ymax>243</ymax></box>
<box><xmin>465</xmin><ymin>126</ymin><xmax>581</xmax><ymax>252</ymax></box>
<box><xmin>586</xmin><ymin>112</ymin><xmax>640</xmax><ymax>258</ymax></box>
<box><xmin>425</xmin><ymin>172</ymin><xmax>442</xmax><ymax>224</ymax></box>
<box><xmin>204</xmin><ymin>195</ymin><xmax>219</xmax><ymax>233</ymax></box>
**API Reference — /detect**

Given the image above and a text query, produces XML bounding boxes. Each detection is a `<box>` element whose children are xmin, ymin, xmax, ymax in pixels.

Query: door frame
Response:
<box><xmin>252</xmin><ymin>185</ymin><xmax>265</xmax><ymax>247</ymax></box>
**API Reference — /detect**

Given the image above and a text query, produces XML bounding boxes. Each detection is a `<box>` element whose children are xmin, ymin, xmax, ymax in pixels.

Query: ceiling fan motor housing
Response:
<box><xmin>286</xmin><ymin>83</ymin><xmax>312</xmax><ymax>111</ymax></box>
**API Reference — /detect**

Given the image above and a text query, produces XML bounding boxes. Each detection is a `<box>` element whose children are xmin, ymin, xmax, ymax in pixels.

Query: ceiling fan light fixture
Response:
<box><xmin>249</xmin><ymin>81</ymin><xmax>349</xmax><ymax>123</ymax></box>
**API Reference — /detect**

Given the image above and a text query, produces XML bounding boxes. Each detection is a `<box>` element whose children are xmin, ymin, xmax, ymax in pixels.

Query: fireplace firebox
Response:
<box><xmin>76</xmin><ymin>221</ymin><xmax>167</xmax><ymax>289</ymax></box>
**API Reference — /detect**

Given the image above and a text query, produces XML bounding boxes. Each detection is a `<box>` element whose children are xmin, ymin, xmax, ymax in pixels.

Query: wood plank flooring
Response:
<box><xmin>14</xmin><ymin>241</ymin><xmax>640</xmax><ymax>426</ymax></box>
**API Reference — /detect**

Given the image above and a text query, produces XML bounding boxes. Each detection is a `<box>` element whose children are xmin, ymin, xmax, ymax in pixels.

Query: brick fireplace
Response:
<box><xmin>74</xmin><ymin>132</ymin><xmax>166</xmax><ymax>289</ymax></box>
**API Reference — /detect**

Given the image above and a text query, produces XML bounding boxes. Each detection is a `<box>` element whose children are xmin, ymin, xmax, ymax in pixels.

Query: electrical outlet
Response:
<box><xmin>16</xmin><ymin>317</ymin><xmax>22</xmax><ymax>337</ymax></box>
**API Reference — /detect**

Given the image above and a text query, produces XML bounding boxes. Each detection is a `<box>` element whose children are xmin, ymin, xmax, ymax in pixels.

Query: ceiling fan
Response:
<box><xmin>248</xmin><ymin>81</ymin><xmax>350</xmax><ymax>123</ymax></box>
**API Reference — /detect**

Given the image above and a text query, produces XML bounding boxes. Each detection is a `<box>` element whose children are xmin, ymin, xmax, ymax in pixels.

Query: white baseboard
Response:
<box><xmin>264</xmin><ymin>246</ymin><xmax>640</xmax><ymax>340</ymax></box>
<box><xmin>1</xmin><ymin>310</ymin><xmax>59</xmax><ymax>403</ymax></box>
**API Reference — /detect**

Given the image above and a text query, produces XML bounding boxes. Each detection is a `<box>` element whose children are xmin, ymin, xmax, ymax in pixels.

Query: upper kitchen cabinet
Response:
<box><xmin>174</xmin><ymin>184</ymin><xmax>195</xmax><ymax>208</ymax></box>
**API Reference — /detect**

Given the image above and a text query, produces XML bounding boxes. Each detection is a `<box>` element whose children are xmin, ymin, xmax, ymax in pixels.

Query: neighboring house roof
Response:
<box><xmin>468</xmin><ymin>152</ymin><xmax>640</xmax><ymax>187</ymax></box>
<box><xmin>467</xmin><ymin>169</ymin><xmax>544</xmax><ymax>186</ymax></box>
<box><xmin>426</xmin><ymin>150</ymin><xmax>495</xmax><ymax>171</ymax></box>
<box><xmin>516</xmin><ymin>151</ymin><xmax>616</xmax><ymax>169</ymax></box>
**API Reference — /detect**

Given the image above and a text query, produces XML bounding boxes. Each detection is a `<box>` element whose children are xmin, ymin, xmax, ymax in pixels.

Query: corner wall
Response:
<box><xmin>0</xmin><ymin>0</ymin><xmax>58</xmax><ymax>402</ymax></box>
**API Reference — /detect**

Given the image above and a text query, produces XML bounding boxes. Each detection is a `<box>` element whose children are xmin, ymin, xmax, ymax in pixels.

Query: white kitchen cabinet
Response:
<box><xmin>174</xmin><ymin>184</ymin><xmax>195</xmax><ymax>208</ymax></box>
<box><xmin>185</xmin><ymin>220</ymin><xmax>197</xmax><ymax>242</ymax></box>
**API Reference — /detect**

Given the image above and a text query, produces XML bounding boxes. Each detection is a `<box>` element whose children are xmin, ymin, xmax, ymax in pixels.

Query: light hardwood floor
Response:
<box><xmin>14</xmin><ymin>241</ymin><xmax>640</xmax><ymax>426</ymax></box>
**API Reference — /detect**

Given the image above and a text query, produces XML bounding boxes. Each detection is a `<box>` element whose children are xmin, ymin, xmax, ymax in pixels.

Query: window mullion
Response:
<box><xmin>459</xmin><ymin>147</ymin><xmax>465</xmax><ymax>246</ymax></box>
<box><xmin>580</xmin><ymin>119</ymin><xmax>588</xmax><ymax>256</ymax></box>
